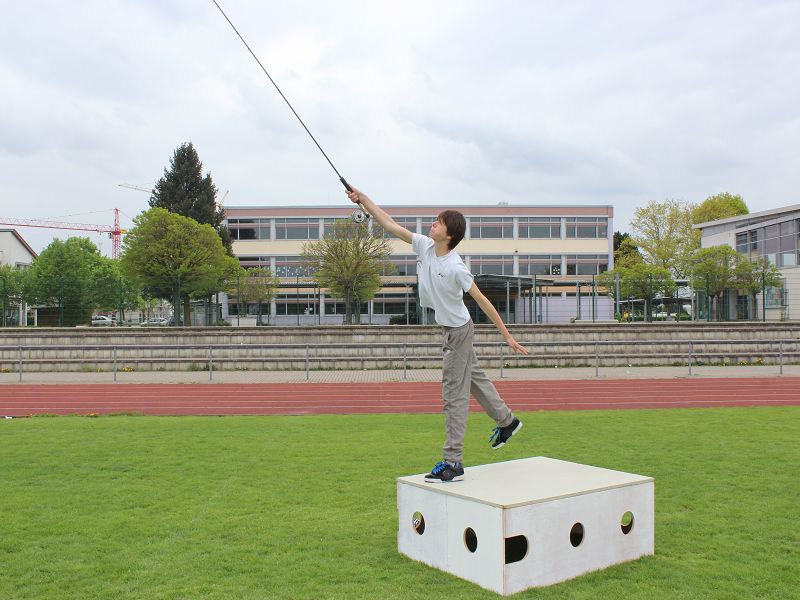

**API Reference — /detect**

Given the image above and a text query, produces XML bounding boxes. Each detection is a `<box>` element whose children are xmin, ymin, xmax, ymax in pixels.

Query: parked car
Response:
<box><xmin>91</xmin><ymin>315</ymin><xmax>116</xmax><ymax>327</ymax></box>
<box><xmin>142</xmin><ymin>317</ymin><xmax>169</xmax><ymax>327</ymax></box>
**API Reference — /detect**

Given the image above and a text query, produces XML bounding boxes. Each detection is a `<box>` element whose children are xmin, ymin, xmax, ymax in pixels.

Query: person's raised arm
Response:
<box><xmin>346</xmin><ymin>186</ymin><xmax>412</xmax><ymax>244</ymax></box>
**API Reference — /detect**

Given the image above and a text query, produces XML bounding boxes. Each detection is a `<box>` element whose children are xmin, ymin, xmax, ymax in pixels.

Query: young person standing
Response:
<box><xmin>347</xmin><ymin>186</ymin><xmax>529</xmax><ymax>482</ymax></box>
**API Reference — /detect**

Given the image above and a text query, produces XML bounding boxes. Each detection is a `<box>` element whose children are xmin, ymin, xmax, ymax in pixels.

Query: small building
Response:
<box><xmin>694</xmin><ymin>205</ymin><xmax>798</xmax><ymax>320</ymax></box>
<box><xmin>0</xmin><ymin>229</ymin><xmax>36</xmax><ymax>268</ymax></box>
<box><xmin>0</xmin><ymin>229</ymin><xmax>37</xmax><ymax>326</ymax></box>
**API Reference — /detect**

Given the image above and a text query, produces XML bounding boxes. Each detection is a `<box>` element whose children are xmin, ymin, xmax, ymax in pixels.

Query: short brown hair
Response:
<box><xmin>438</xmin><ymin>210</ymin><xmax>466</xmax><ymax>250</ymax></box>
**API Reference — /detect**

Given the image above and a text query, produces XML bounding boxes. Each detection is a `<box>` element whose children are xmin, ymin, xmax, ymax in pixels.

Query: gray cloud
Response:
<box><xmin>1</xmin><ymin>0</ymin><xmax>799</xmax><ymax>254</ymax></box>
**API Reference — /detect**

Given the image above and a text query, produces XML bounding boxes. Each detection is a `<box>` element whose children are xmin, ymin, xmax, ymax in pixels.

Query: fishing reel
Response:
<box><xmin>351</xmin><ymin>207</ymin><xmax>368</xmax><ymax>223</ymax></box>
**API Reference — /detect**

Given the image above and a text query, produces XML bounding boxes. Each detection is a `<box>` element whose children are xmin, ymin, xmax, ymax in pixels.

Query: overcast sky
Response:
<box><xmin>2</xmin><ymin>0</ymin><xmax>798</xmax><ymax>256</ymax></box>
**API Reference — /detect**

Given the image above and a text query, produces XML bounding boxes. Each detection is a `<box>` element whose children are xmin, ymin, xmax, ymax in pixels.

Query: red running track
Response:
<box><xmin>1</xmin><ymin>378</ymin><xmax>800</xmax><ymax>417</ymax></box>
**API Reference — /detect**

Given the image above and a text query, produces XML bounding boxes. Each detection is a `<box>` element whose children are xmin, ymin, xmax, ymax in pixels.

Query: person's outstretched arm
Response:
<box><xmin>467</xmin><ymin>283</ymin><xmax>529</xmax><ymax>355</ymax></box>
<box><xmin>346</xmin><ymin>186</ymin><xmax>412</xmax><ymax>244</ymax></box>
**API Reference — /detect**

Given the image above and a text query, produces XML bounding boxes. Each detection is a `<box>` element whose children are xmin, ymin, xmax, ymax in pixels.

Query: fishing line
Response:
<box><xmin>210</xmin><ymin>0</ymin><xmax>367</xmax><ymax>222</ymax></box>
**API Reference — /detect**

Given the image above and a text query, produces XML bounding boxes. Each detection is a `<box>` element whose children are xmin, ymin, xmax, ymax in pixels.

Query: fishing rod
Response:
<box><xmin>210</xmin><ymin>0</ymin><xmax>368</xmax><ymax>222</ymax></box>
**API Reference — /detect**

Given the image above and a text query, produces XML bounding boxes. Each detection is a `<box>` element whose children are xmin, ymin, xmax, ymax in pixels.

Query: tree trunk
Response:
<box><xmin>344</xmin><ymin>293</ymin><xmax>352</xmax><ymax>325</ymax></box>
<box><xmin>183</xmin><ymin>295</ymin><xmax>191</xmax><ymax>327</ymax></box>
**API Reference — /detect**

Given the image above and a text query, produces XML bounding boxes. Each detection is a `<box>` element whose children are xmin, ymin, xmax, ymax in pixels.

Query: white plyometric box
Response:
<box><xmin>397</xmin><ymin>457</ymin><xmax>654</xmax><ymax>595</ymax></box>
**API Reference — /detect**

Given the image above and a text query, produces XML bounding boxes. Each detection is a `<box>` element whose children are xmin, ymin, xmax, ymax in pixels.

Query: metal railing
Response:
<box><xmin>1</xmin><ymin>338</ymin><xmax>797</xmax><ymax>382</ymax></box>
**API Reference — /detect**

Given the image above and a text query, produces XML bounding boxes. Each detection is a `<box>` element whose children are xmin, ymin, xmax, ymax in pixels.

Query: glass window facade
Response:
<box><xmin>566</xmin><ymin>217</ymin><xmax>608</xmax><ymax>239</ymax></box>
<box><xmin>518</xmin><ymin>217</ymin><xmax>560</xmax><ymax>239</ymax></box>
<box><xmin>470</xmin><ymin>217</ymin><xmax>513</xmax><ymax>239</ymax></box>
<box><xmin>469</xmin><ymin>255</ymin><xmax>513</xmax><ymax>275</ymax></box>
<box><xmin>565</xmin><ymin>254</ymin><xmax>609</xmax><ymax>276</ymax></box>
<box><xmin>518</xmin><ymin>255</ymin><xmax>561</xmax><ymax>276</ymax></box>
<box><xmin>392</xmin><ymin>255</ymin><xmax>418</xmax><ymax>276</ymax></box>
<box><xmin>274</xmin><ymin>256</ymin><xmax>306</xmax><ymax>277</ymax></box>
<box><xmin>738</xmin><ymin>218</ymin><xmax>800</xmax><ymax>268</ymax></box>
<box><xmin>381</xmin><ymin>217</ymin><xmax>419</xmax><ymax>238</ymax></box>
<box><xmin>322</xmin><ymin>218</ymin><xmax>349</xmax><ymax>238</ymax></box>
<box><xmin>228</xmin><ymin>218</ymin><xmax>269</xmax><ymax>240</ymax></box>
<box><xmin>275</xmin><ymin>218</ymin><xmax>319</xmax><ymax>240</ymax></box>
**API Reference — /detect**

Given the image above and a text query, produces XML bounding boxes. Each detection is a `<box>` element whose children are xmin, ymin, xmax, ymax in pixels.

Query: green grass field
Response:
<box><xmin>1</xmin><ymin>407</ymin><xmax>798</xmax><ymax>599</ymax></box>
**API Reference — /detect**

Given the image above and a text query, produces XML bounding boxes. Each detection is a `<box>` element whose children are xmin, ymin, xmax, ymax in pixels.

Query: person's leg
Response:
<box><xmin>460</xmin><ymin>321</ymin><xmax>522</xmax><ymax>449</ymax></box>
<box><xmin>469</xmin><ymin>347</ymin><xmax>514</xmax><ymax>428</ymax></box>
<box><xmin>440</xmin><ymin>322</ymin><xmax>472</xmax><ymax>464</ymax></box>
<box><xmin>451</xmin><ymin>320</ymin><xmax>514</xmax><ymax>427</ymax></box>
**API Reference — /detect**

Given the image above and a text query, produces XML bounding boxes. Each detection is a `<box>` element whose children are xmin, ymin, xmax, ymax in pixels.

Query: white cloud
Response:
<box><xmin>1</xmin><ymin>0</ymin><xmax>799</xmax><ymax>253</ymax></box>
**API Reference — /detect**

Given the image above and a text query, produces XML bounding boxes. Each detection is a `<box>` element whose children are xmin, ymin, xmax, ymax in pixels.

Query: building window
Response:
<box><xmin>371</xmin><ymin>293</ymin><xmax>407</xmax><ymax>315</ymax></box>
<box><xmin>238</xmin><ymin>256</ymin><xmax>262</xmax><ymax>269</ymax></box>
<box><xmin>470</xmin><ymin>217</ymin><xmax>513</xmax><ymax>239</ymax></box>
<box><xmin>518</xmin><ymin>217</ymin><xmax>560</xmax><ymax>239</ymax></box>
<box><xmin>565</xmin><ymin>255</ymin><xmax>608</xmax><ymax>276</ymax></box>
<box><xmin>274</xmin><ymin>256</ymin><xmax>306</xmax><ymax>277</ymax></box>
<box><xmin>749</xmin><ymin>229</ymin><xmax>761</xmax><ymax>254</ymax></box>
<box><xmin>469</xmin><ymin>255</ymin><xmax>513</xmax><ymax>275</ymax></box>
<box><xmin>736</xmin><ymin>232</ymin><xmax>749</xmax><ymax>254</ymax></box>
<box><xmin>566</xmin><ymin>217</ymin><xmax>608</xmax><ymax>239</ymax></box>
<box><xmin>275</xmin><ymin>218</ymin><xmax>319</xmax><ymax>240</ymax></box>
<box><xmin>779</xmin><ymin>220</ymin><xmax>797</xmax><ymax>267</ymax></box>
<box><xmin>392</xmin><ymin>255</ymin><xmax>418</xmax><ymax>276</ymax></box>
<box><xmin>324</xmin><ymin>302</ymin><xmax>346</xmax><ymax>315</ymax></box>
<box><xmin>381</xmin><ymin>217</ymin><xmax>419</xmax><ymax>238</ymax></box>
<box><xmin>228</xmin><ymin>218</ymin><xmax>267</xmax><ymax>240</ymax></box>
<box><xmin>518</xmin><ymin>255</ymin><xmax>561</xmax><ymax>276</ymax></box>
<box><xmin>322</xmin><ymin>218</ymin><xmax>347</xmax><ymax>237</ymax></box>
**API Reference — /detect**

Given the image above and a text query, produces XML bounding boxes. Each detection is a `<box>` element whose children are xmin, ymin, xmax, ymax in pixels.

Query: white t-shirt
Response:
<box><xmin>412</xmin><ymin>233</ymin><xmax>473</xmax><ymax>327</ymax></box>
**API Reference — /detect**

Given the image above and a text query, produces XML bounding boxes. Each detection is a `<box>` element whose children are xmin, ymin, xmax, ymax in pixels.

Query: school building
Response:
<box><xmin>694</xmin><ymin>203</ymin><xmax>799</xmax><ymax>320</ymax></box>
<box><xmin>224</xmin><ymin>204</ymin><xmax>614</xmax><ymax>325</ymax></box>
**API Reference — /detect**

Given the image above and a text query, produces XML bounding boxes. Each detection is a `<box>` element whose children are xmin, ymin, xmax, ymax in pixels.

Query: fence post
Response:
<box><xmin>209</xmin><ymin>345</ymin><xmax>213</xmax><ymax>382</ymax></box>
<box><xmin>595</xmin><ymin>342</ymin><xmax>599</xmax><ymax>378</ymax></box>
<box><xmin>500</xmin><ymin>343</ymin><xmax>505</xmax><ymax>379</ymax></box>
<box><xmin>779</xmin><ymin>340</ymin><xmax>783</xmax><ymax>375</ymax></box>
<box><xmin>688</xmin><ymin>341</ymin><xmax>693</xmax><ymax>376</ymax></box>
<box><xmin>305</xmin><ymin>344</ymin><xmax>310</xmax><ymax>381</ymax></box>
<box><xmin>403</xmin><ymin>344</ymin><xmax>407</xmax><ymax>381</ymax></box>
<box><xmin>113</xmin><ymin>346</ymin><xmax>117</xmax><ymax>382</ymax></box>
<box><xmin>18</xmin><ymin>345</ymin><xmax>22</xmax><ymax>383</ymax></box>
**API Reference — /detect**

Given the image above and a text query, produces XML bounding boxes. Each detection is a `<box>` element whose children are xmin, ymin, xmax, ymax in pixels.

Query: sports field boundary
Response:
<box><xmin>2</xmin><ymin>376</ymin><xmax>799</xmax><ymax>417</ymax></box>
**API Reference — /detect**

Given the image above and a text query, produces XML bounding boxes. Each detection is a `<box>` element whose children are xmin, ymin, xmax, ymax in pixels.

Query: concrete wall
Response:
<box><xmin>1</xmin><ymin>322</ymin><xmax>799</xmax><ymax>372</ymax></box>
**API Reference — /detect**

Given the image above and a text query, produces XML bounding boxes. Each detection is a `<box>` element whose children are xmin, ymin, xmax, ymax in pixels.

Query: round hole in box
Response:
<box><xmin>464</xmin><ymin>527</ymin><xmax>478</xmax><ymax>553</ymax></box>
<box><xmin>621</xmin><ymin>511</ymin><xmax>634</xmax><ymax>535</ymax></box>
<box><xmin>570</xmin><ymin>522</ymin><xmax>584</xmax><ymax>547</ymax></box>
<box><xmin>505</xmin><ymin>535</ymin><xmax>528</xmax><ymax>564</ymax></box>
<box><xmin>412</xmin><ymin>511</ymin><xmax>425</xmax><ymax>535</ymax></box>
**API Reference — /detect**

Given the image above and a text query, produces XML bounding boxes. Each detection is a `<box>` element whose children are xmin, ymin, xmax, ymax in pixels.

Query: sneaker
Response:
<box><xmin>424</xmin><ymin>460</ymin><xmax>465</xmax><ymax>483</ymax></box>
<box><xmin>489</xmin><ymin>418</ymin><xmax>522</xmax><ymax>449</ymax></box>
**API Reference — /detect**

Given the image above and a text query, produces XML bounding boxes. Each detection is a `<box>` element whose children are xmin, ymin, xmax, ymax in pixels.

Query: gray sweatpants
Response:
<box><xmin>441</xmin><ymin>319</ymin><xmax>514</xmax><ymax>464</ymax></box>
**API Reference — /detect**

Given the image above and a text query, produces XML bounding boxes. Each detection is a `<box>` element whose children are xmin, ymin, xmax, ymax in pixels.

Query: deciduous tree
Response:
<box><xmin>630</xmin><ymin>199</ymin><xmax>697</xmax><ymax>278</ymax></box>
<box><xmin>237</xmin><ymin>267</ymin><xmax>280</xmax><ymax>325</ymax></box>
<box><xmin>302</xmin><ymin>220</ymin><xmax>395</xmax><ymax>324</ymax></box>
<box><xmin>22</xmin><ymin>238</ymin><xmax>137</xmax><ymax>326</ymax></box>
<box><xmin>121</xmin><ymin>208</ymin><xmax>240</xmax><ymax>325</ymax></box>
<box><xmin>692</xmin><ymin>192</ymin><xmax>749</xmax><ymax>224</ymax></box>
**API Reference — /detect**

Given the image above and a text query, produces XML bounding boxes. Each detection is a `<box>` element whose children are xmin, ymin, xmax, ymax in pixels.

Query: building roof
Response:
<box><xmin>693</xmin><ymin>204</ymin><xmax>800</xmax><ymax>229</ymax></box>
<box><xmin>0</xmin><ymin>228</ymin><xmax>38</xmax><ymax>260</ymax></box>
<box><xmin>225</xmin><ymin>205</ymin><xmax>613</xmax><ymax>218</ymax></box>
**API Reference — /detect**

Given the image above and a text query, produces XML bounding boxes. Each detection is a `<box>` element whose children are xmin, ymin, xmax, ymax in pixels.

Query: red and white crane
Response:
<box><xmin>0</xmin><ymin>209</ymin><xmax>125</xmax><ymax>259</ymax></box>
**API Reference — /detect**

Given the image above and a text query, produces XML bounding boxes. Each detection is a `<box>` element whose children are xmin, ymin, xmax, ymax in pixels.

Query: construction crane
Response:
<box><xmin>118</xmin><ymin>183</ymin><xmax>154</xmax><ymax>194</ymax></box>
<box><xmin>119</xmin><ymin>183</ymin><xmax>229</xmax><ymax>209</ymax></box>
<box><xmin>0</xmin><ymin>209</ymin><xmax>126</xmax><ymax>259</ymax></box>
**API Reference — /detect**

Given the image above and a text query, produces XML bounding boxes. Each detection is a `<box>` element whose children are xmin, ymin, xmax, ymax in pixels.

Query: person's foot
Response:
<box><xmin>424</xmin><ymin>460</ymin><xmax>464</xmax><ymax>482</ymax></box>
<box><xmin>490</xmin><ymin>418</ymin><xmax>522</xmax><ymax>449</ymax></box>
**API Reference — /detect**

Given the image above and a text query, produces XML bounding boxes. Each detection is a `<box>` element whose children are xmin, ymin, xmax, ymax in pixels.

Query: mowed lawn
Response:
<box><xmin>1</xmin><ymin>406</ymin><xmax>798</xmax><ymax>599</ymax></box>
